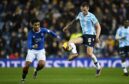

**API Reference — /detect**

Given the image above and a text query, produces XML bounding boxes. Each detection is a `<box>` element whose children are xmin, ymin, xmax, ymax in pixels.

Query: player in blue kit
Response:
<box><xmin>115</xmin><ymin>20</ymin><xmax>129</xmax><ymax>76</ymax></box>
<box><xmin>63</xmin><ymin>2</ymin><xmax>102</xmax><ymax>76</ymax></box>
<box><xmin>21</xmin><ymin>18</ymin><xmax>60</xmax><ymax>83</ymax></box>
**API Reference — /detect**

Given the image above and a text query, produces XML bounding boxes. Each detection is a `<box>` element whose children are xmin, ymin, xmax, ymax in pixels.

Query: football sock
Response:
<box><xmin>121</xmin><ymin>62</ymin><xmax>128</xmax><ymax>73</ymax></box>
<box><xmin>69</xmin><ymin>43</ymin><xmax>77</xmax><ymax>54</ymax></box>
<box><xmin>91</xmin><ymin>54</ymin><xmax>101</xmax><ymax>69</ymax></box>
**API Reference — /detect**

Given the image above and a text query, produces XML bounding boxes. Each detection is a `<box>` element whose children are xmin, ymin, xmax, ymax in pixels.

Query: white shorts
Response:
<box><xmin>26</xmin><ymin>49</ymin><xmax>46</xmax><ymax>62</ymax></box>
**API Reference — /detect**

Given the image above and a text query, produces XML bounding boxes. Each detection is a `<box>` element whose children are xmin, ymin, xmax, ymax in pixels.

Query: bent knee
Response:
<box><xmin>87</xmin><ymin>52</ymin><xmax>93</xmax><ymax>56</ymax></box>
<box><xmin>24</xmin><ymin>61</ymin><xmax>31</xmax><ymax>67</ymax></box>
<box><xmin>38</xmin><ymin>60</ymin><xmax>45</xmax><ymax>67</ymax></box>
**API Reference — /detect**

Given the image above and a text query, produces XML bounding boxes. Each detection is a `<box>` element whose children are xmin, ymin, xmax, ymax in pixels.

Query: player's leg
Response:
<box><xmin>21</xmin><ymin>49</ymin><xmax>35</xmax><ymax>83</ymax></box>
<box><xmin>120</xmin><ymin>47</ymin><xmax>128</xmax><ymax>76</ymax></box>
<box><xmin>83</xmin><ymin>34</ymin><xmax>101</xmax><ymax>76</ymax></box>
<box><xmin>33</xmin><ymin>60</ymin><xmax>45</xmax><ymax>78</ymax></box>
<box><xmin>67</xmin><ymin>37</ymin><xmax>83</xmax><ymax>61</ymax></box>
<box><xmin>33</xmin><ymin>49</ymin><xmax>46</xmax><ymax>78</ymax></box>
<box><xmin>22</xmin><ymin>61</ymin><xmax>31</xmax><ymax>81</ymax></box>
<box><xmin>86</xmin><ymin>47</ymin><xmax>102</xmax><ymax>76</ymax></box>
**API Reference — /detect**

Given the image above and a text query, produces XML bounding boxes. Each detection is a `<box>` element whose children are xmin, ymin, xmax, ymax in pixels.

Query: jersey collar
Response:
<box><xmin>82</xmin><ymin>12</ymin><xmax>90</xmax><ymax>17</ymax></box>
<box><xmin>33</xmin><ymin>28</ymin><xmax>41</xmax><ymax>33</ymax></box>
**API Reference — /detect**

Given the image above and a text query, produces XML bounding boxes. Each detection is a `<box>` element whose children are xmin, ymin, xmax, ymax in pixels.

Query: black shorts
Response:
<box><xmin>119</xmin><ymin>46</ymin><xmax>129</xmax><ymax>56</ymax></box>
<box><xmin>119</xmin><ymin>47</ymin><xmax>126</xmax><ymax>56</ymax></box>
<box><xmin>81</xmin><ymin>34</ymin><xmax>96</xmax><ymax>47</ymax></box>
<box><xmin>125</xmin><ymin>46</ymin><xmax>129</xmax><ymax>55</ymax></box>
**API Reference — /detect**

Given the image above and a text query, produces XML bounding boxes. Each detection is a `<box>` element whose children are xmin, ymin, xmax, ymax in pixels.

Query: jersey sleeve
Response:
<box><xmin>43</xmin><ymin>28</ymin><xmax>59</xmax><ymax>38</ymax></box>
<box><xmin>27</xmin><ymin>32</ymin><xmax>32</xmax><ymax>49</ymax></box>
<box><xmin>92</xmin><ymin>14</ymin><xmax>99</xmax><ymax>25</ymax></box>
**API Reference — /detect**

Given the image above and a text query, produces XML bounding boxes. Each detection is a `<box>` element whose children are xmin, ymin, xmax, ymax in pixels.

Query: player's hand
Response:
<box><xmin>32</xmin><ymin>44</ymin><xmax>38</xmax><ymax>49</ymax></box>
<box><xmin>95</xmin><ymin>38</ymin><xmax>100</xmax><ymax>48</ymax></box>
<box><xmin>95</xmin><ymin>38</ymin><xmax>100</xmax><ymax>43</ymax></box>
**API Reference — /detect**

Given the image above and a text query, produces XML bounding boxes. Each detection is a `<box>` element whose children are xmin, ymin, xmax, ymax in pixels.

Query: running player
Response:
<box><xmin>21</xmin><ymin>18</ymin><xmax>60</xmax><ymax>83</ymax></box>
<box><xmin>115</xmin><ymin>20</ymin><xmax>129</xmax><ymax>76</ymax></box>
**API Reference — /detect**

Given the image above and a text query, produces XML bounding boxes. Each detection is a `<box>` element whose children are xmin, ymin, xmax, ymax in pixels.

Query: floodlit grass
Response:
<box><xmin>0</xmin><ymin>68</ymin><xmax>128</xmax><ymax>84</ymax></box>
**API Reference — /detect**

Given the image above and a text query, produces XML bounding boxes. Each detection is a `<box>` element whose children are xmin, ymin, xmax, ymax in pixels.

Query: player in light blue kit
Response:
<box><xmin>21</xmin><ymin>18</ymin><xmax>60</xmax><ymax>83</ymax></box>
<box><xmin>115</xmin><ymin>20</ymin><xmax>129</xmax><ymax>76</ymax></box>
<box><xmin>63</xmin><ymin>2</ymin><xmax>102</xmax><ymax>76</ymax></box>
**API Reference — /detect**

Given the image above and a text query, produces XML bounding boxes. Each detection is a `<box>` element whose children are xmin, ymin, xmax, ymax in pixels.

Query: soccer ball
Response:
<box><xmin>62</xmin><ymin>42</ymin><xmax>72</xmax><ymax>51</ymax></box>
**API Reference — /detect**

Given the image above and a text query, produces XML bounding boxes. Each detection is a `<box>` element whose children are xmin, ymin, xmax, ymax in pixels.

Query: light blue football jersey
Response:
<box><xmin>76</xmin><ymin>12</ymin><xmax>99</xmax><ymax>35</ymax></box>
<box><xmin>125</xmin><ymin>27</ymin><xmax>129</xmax><ymax>46</ymax></box>
<box><xmin>115</xmin><ymin>26</ymin><xmax>129</xmax><ymax>47</ymax></box>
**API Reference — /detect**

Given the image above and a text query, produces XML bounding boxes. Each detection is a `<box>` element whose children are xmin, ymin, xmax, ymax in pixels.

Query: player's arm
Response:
<box><xmin>95</xmin><ymin>22</ymin><xmax>101</xmax><ymax>43</ymax></box>
<box><xmin>45</xmin><ymin>29</ymin><xmax>61</xmax><ymax>39</ymax></box>
<box><xmin>63</xmin><ymin>12</ymin><xmax>80</xmax><ymax>32</ymax></box>
<box><xmin>116</xmin><ymin>36</ymin><xmax>125</xmax><ymax>40</ymax></box>
<box><xmin>115</xmin><ymin>35</ymin><xmax>122</xmax><ymax>40</ymax></box>
<box><xmin>63</xmin><ymin>19</ymin><xmax>77</xmax><ymax>32</ymax></box>
<box><xmin>92</xmin><ymin>14</ymin><xmax>101</xmax><ymax>43</ymax></box>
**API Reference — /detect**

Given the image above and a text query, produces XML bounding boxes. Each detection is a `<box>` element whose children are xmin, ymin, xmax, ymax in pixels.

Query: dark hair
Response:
<box><xmin>31</xmin><ymin>18</ymin><xmax>40</xmax><ymax>24</ymax></box>
<box><xmin>81</xmin><ymin>2</ymin><xmax>89</xmax><ymax>7</ymax></box>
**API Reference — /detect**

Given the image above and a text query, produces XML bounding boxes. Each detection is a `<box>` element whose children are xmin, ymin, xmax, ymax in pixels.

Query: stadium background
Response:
<box><xmin>0</xmin><ymin>0</ymin><xmax>129</xmax><ymax>84</ymax></box>
<box><xmin>0</xmin><ymin>0</ymin><xmax>129</xmax><ymax>59</ymax></box>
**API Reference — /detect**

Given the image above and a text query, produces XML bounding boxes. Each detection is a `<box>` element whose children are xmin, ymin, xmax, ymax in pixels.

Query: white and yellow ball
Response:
<box><xmin>62</xmin><ymin>42</ymin><xmax>72</xmax><ymax>51</ymax></box>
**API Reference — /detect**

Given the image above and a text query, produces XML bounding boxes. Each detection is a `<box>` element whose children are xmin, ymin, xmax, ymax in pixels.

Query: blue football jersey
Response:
<box><xmin>27</xmin><ymin>28</ymin><xmax>59</xmax><ymax>50</ymax></box>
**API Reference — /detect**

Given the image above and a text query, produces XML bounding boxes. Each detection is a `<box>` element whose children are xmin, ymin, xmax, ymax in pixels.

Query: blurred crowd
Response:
<box><xmin>0</xmin><ymin>0</ymin><xmax>129</xmax><ymax>59</ymax></box>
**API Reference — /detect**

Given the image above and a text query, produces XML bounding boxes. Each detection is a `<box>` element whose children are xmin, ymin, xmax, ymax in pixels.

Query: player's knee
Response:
<box><xmin>23</xmin><ymin>65</ymin><xmax>30</xmax><ymax>72</ymax></box>
<box><xmin>87</xmin><ymin>52</ymin><xmax>93</xmax><ymax>57</ymax></box>
<box><xmin>38</xmin><ymin>61</ymin><xmax>45</xmax><ymax>68</ymax></box>
<box><xmin>24</xmin><ymin>61</ymin><xmax>31</xmax><ymax>68</ymax></box>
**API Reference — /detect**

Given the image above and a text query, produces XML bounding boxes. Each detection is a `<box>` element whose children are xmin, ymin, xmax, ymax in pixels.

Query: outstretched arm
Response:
<box><xmin>115</xmin><ymin>34</ymin><xmax>126</xmax><ymax>40</ymax></box>
<box><xmin>45</xmin><ymin>29</ymin><xmax>61</xmax><ymax>40</ymax></box>
<box><xmin>63</xmin><ymin>19</ymin><xmax>77</xmax><ymax>32</ymax></box>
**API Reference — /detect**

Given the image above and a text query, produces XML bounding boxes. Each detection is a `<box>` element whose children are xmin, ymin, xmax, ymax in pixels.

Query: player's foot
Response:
<box><xmin>123</xmin><ymin>72</ymin><xmax>128</xmax><ymax>76</ymax></box>
<box><xmin>68</xmin><ymin>53</ymin><xmax>78</xmax><ymax>61</ymax></box>
<box><xmin>21</xmin><ymin>79</ymin><xmax>25</xmax><ymax>84</ymax></box>
<box><xmin>96</xmin><ymin>68</ymin><xmax>102</xmax><ymax>77</ymax></box>
<box><xmin>33</xmin><ymin>69</ymin><xmax>38</xmax><ymax>79</ymax></box>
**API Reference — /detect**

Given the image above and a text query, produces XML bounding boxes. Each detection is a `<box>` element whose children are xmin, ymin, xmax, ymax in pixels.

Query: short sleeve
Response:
<box><xmin>92</xmin><ymin>14</ymin><xmax>99</xmax><ymax>25</ymax></box>
<box><xmin>42</xmin><ymin>28</ymin><xmax>50</xmax><ymax>33</ymax></box>
<box><xmin>42</xmin><ymin>28</ymin><xmax>58</xmax><ymax>37</ymax></box>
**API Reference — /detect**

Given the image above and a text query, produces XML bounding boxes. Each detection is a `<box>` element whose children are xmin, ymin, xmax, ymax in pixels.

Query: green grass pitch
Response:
<box><xmin>0</xmin><ymin>68</ymin><xmax>129</xmax><ymax>84</ymax></box>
